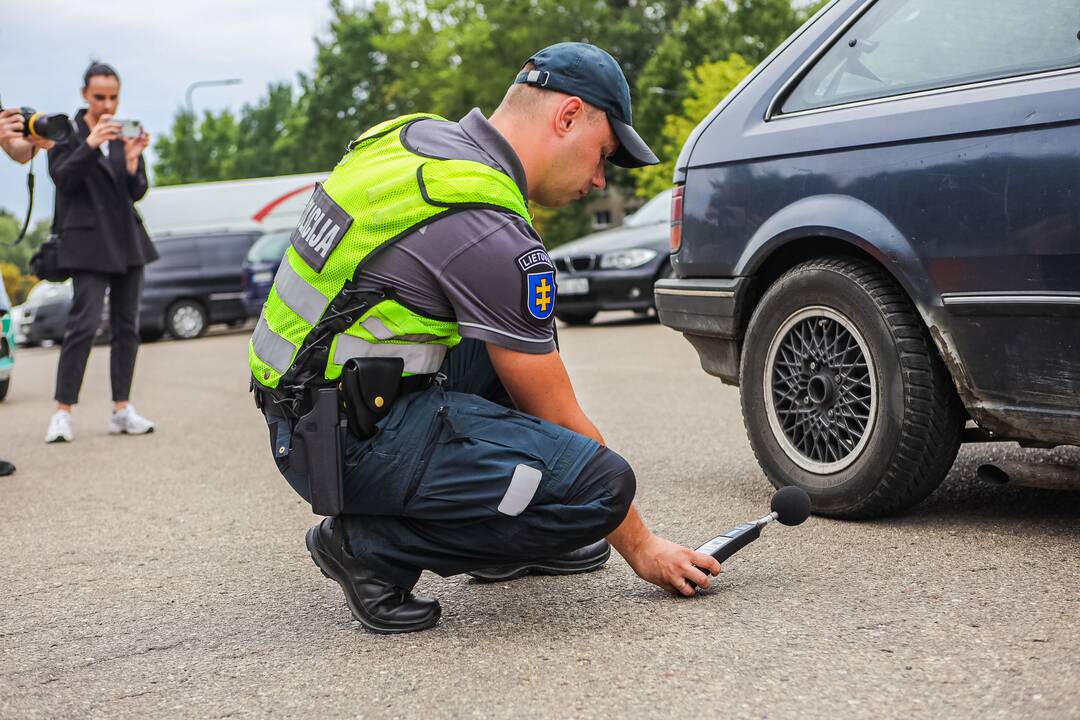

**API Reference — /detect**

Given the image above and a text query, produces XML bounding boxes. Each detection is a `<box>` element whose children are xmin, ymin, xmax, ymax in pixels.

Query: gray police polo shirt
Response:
<box><xmin>352</xmin><ymin>109</ymin><xmax>557</xmax><ymax>354</ymax></box>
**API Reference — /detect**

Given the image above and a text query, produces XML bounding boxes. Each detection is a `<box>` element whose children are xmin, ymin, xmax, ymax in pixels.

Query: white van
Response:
<box><xmin>136</xmin><ymin>172</ymin><xmax>327</xmax><ymax>237</ymax></box>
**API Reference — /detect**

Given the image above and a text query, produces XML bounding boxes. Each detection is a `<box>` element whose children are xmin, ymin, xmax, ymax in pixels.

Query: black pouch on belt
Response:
<box><xmin>294</xmin><ymin>387</ymin><xmax>346</xmax><ymax>516</ymax></box>
<box><xmin>340</xmin><ymin>357</ymin><xmax>404</xmax><ymax>441</ymax></box>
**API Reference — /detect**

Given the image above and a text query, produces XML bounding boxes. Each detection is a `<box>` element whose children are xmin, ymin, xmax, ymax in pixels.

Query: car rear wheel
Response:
<box><xmin>556</xmin><ymin>311</ymin><xmax>597</xmax><ymax>326</ymax></box>
<box><xmin>0</xmin><ymin>377</ymin><xmax>9</xmax><ymax>401</ymax></box>
<box><xmin>166</xmin><ymin>300</ymin><xmax>208</xmax><ymax>340</ymax></box>
<box><xmin>739</xmin><ymin>257</ymin><xmax>963</xmax><ymax>519</ymax></box>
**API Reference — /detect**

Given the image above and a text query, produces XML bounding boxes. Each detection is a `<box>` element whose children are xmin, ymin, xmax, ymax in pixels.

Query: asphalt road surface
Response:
<box><xmin>2</xmin><ymin>317</ymin><xmax>1078</xmax><ymax>719</ymax></box>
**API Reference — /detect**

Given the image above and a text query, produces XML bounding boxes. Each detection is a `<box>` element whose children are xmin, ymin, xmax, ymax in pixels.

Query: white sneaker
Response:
<box><xmin>45</xmin><ymin>411</ymin><xmax>74</xmax><ymax>443</ymax></box>
<box><xmin>109</xmin><ymin>405</ymin><xmax>155</xmax><ymax>435</ymax></box>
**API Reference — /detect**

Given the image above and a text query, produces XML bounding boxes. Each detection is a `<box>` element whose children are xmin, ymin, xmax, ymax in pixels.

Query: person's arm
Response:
<box><xmin>486</xmin><ymin>344</ymin><xmax>722</xmax><ymax>595</ymax></box>
<box><xmin>123</xmin><ymin>131</ymin><xmax>150</xmax><ymax>200</ymax></box>
<box><xmin>50</xmin><ymin>114</ymin><xmax>119</xmax><ymax>191</ymax></box>
<box><xmin>0</xmin><ymin>109</ymin><xmax>34</xmax><ymax>164</ymax></box>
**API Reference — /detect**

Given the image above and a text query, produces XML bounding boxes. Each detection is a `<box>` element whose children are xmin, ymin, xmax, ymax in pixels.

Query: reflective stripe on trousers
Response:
<box><xmin>334</xmin><ymin>334</ymin><xmax>448</xmax><ymax>375</ymax></box>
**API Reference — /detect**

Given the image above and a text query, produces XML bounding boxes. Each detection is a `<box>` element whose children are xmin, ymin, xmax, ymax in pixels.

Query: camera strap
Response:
<box><xmin>13</xmin><ymin>156</ymin><xmax>35</xmax><ymax>244</ymax></box>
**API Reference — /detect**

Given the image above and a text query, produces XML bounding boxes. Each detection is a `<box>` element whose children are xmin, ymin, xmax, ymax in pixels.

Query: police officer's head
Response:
<box><xmin>491</xmin><ymin>42</ymin><xmax>658</xmax><ymax>209</ymax></box>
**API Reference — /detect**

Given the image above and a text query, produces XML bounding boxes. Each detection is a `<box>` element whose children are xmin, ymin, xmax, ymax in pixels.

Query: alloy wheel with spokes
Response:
<box><xmin>764</xmin><ymin>306</ymin><xmax>877</xmax><ymax>474</ymax></box>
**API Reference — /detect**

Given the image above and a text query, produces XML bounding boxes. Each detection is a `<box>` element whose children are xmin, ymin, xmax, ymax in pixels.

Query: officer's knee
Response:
<box><xmin>573</xmin><ymin>446</ymin><xmax>636</xmax><ymax>530</ymax></box>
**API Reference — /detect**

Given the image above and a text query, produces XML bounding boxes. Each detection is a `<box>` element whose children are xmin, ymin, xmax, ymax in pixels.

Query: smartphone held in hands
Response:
<box><xmin>115</xmin><ymin>119</ymin><xmax>142</xmax><ymax>138</ymax></box>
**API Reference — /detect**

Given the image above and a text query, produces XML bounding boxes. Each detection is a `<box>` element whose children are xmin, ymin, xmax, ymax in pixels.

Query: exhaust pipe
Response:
<box><xmin>977</xmin><ymin>462</ymin><xmax>1080</xmax><ymax>491</ymax></box>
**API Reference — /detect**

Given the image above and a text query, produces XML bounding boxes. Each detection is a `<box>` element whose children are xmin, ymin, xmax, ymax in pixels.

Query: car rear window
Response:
<box><xmin>782</xmin><ymin>0</ymin><xmax>1080</xmax><ymax>114</ymax></box>
<box><xmin>624</xmin><ymin>189</ymin><xmax>673</xmax><ymax>228</ymax></box>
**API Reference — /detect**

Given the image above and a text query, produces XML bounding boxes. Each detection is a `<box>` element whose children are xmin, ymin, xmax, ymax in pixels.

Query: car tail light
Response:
<box><xmin>670</xmin><ymin>185</ymin><xmax>685</xmax><ymax>253</ymax></box>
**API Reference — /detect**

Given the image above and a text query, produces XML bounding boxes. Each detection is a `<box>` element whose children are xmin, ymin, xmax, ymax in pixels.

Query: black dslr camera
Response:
<box><xmin>0</xmin><ymin>97</ymin><xmax>72</xmax><ymax>141</ymax></box>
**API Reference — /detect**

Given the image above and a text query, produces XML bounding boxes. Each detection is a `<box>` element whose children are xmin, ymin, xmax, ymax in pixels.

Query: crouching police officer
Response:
<box><xmin>250</xmin><ymin>42</ymin><xmax>723</xmax><ymax>634</ymax></box>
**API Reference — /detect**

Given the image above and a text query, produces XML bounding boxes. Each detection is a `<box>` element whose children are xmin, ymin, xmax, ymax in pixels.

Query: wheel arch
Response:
<box><xmin>733</xmin><ymin>194</ymin><xmax>972</xmax><ymax>414</ymax></box>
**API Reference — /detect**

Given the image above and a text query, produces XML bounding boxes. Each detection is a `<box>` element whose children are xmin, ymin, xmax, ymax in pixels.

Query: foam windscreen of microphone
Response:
<box><xmin>771</xmin><ymin>486</ymin><xmax>812</xmax><ymax>526</ymax></box>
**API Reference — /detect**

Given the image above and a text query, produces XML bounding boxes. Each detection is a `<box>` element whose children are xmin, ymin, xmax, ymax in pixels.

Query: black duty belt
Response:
<box><xmin>254</xmin><ymin>372</ymin><xmax>436</xmax><ymax>420</ymax></box>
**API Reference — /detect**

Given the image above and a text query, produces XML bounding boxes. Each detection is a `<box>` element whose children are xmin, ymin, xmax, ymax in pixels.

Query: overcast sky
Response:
<box><xmin>1</xmin><ymin>0</ymin><xmax>337</xmax><ymax>225</ymax></box>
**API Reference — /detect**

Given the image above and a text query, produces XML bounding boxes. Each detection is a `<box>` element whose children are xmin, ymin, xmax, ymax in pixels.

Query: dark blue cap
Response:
<box><xmin>515</xmin><ymin>42</ymin><xmax>659</xmax><ymax>168</ymax></box>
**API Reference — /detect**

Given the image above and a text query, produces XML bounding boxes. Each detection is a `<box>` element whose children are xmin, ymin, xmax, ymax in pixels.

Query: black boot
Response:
<box><xmin>306</xmin><ymin>518</ymin><xmax>441</xmax><ymax>634</ymax></box>
<box><xmin>467</xmin><ymin>539</ymin><xmax>612</xmax><ymax>582</ymax></box>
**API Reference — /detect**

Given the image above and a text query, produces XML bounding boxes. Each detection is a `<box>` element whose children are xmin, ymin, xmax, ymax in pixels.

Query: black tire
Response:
<box><xmin>556</xmin><ymin>310</ymin><xmax>597</xmax><ymax>326</ymax></box>
<box><xmin>0</xmin><ymin>377</ymin><xmax>9</xmax><ymax>401</ymax></box>
<box><xmin>165</xmin><ymin>300</ymin><xmax>208</xmax><ymax>340</ymax></box>
<box><xmin>739</xmin><ymin>257</ymin><xmax>963</xmax><ymax>519</ymax></box>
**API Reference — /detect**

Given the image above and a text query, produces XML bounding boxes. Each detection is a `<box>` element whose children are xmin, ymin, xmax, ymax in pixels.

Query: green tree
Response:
<box><xmin>154</xmin><ymin>108</ymin><xmax>240</xmax><ymax>185</ymax></box>
<box><xmin>634</xmin><ymin>0</ymin><xmax>806</xmax><ymax>150</ymax></box>
<box><xmin>531</xmin><ymin>201</ymin><xmax>590</xmax><ymax>250</ymax></box>
<box><xmin>282</xmin><ymin>0</ymin><xmax>397</xmax><ymax>172</ymax></box>
<box><xmin>634</xmin><ymin>54</ymin><xmax>753</xmax><ymax>198</ymax></box>
<box><xmin>0</xmin><ymin>211</ymin><xmax>50</xmax><ymax>275</ymax></box>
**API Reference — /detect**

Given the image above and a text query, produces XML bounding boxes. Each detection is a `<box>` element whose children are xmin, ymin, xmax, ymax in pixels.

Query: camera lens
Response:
<box><xmin>20</xmin><ymin>110</ymin><xmax>72</xmax><ymax>142</ymax></box>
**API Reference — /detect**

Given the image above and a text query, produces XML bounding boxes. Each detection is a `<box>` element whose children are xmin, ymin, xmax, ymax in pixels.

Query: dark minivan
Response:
<box><xmin>140</xmin><ymin>230</ymin><xmax>261</xmax><ymax>340</ymax></box>
<box><xmin>657</xmin><ymin>0</ymin><xmax>1080</xmax><ymax>518</ymax></box>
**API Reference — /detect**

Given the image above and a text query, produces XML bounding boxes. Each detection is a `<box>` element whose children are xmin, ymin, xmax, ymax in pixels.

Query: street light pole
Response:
<box><xmin>184</xmin><ymin>78</ymin><xmax>242</xmax><ymax>181</ymax></box>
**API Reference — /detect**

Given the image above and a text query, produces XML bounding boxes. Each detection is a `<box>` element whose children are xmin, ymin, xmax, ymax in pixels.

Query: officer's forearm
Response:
<box><xmin>607</xmin><ymin>504</ymin><xmax>652</xmax><ymax>563</ymax></box>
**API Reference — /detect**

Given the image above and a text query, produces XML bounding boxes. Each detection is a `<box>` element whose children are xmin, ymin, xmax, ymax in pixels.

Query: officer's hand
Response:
<box><xmin>626</xmin><ymin>534</ymin><xmax>721</xmax><ymax>597</ymax></box>
<box><xmin>87</xmin><ymin>114</ymin><xmax>121</xmax><ymax>149</ymax></box>
<box><xmin>0</xmin><ymin>109</ymin><xmax>24</xmax><ymax>142</ymax></box>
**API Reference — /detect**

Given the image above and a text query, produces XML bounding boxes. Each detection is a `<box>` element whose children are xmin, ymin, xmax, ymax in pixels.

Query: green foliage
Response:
<box><xmin>0</xmin><ymin>212</ymin><xmax>50</xmax><ymax>303</ymax></box>
<box><xmin>634</xmin><ymin>54</ymin><xmax>753</xmax><ymax>198</ymax></box>
<box><xmin>153</xmin><ymin>0</ymin><xmax>810</xmax><ymax>200</ymax></box>
<box><xmin>531</xmin><ymin>201</ymin><xmax>590</xmax><ymax>250</ymax></box>
<box><xmin>633</xmin><ymin>0</ymin><xmax>805</xmax><ymax>150</ymax></box>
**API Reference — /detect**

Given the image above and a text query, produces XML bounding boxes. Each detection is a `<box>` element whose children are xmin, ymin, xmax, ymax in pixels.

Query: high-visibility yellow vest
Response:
<box><xmin>249</xmin><ymin>113</ymin><xmax>532</xmax><ymax>390</ymax></box>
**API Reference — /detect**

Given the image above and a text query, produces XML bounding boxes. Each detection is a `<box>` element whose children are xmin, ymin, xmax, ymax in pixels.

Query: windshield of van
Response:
<box><xmin>623</xmin><ymin>189</ymin><xmax>673</xmax><ymax>228</ymax></box>
<box><xmin>247</xmin><ymin>230</ymin><xmax>293</xmax><ymax>263</ymax></box>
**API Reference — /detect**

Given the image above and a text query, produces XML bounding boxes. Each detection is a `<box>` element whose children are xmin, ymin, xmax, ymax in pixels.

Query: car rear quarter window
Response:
<box><xmin>781</xmin><ymin>0</ymin><xmax>1080</xmax><ymax>114</ymax></box>
<box><xmin>149</xmin><ymin>238</ymin><xmax>199</xmax><ymax>273</ymax></box>
<box><xmin>196</xmin><ymin>234</ymin><xmax>258</xmax><ymax>270</ymax></box>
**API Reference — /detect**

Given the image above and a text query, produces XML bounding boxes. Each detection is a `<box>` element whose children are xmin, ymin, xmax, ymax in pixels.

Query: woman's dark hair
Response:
<box><xmin>83</xmin><ymin>61</ymin><xmax>120</xmax><ymax>87</ymax></box>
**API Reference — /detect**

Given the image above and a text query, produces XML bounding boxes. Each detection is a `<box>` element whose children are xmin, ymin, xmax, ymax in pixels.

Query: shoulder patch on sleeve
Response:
<box><xmin>516</xmin><ymin>248</ymin><xmax>556</xmax><ymax>325</ymax></box>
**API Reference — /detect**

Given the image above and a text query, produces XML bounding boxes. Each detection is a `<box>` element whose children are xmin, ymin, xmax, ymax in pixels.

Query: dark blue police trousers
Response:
<box><xmin>265</xmin><ymin>339</ymin><xmax>636</xmax><ymax>589</ymax></box>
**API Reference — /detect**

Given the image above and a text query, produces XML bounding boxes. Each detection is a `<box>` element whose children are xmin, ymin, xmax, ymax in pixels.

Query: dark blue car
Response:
<box><xmin>657</xmin><ymin>0</ymin><xmax>1080</xmax><ymax>518</ymax></box>
<box><xmin>241</xmin><ymin>229</ymin><xmax>293</xmax><ymax>317</ymax></box>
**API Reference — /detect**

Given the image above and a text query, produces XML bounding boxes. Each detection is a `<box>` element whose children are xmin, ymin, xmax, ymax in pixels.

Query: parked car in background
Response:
<box><xmin>551</xmin><ymin>188</ymin><xmax>673</xmax><ymax>325</ymax></box>
<box><xmin>0</xmin><ymin>281</ymin><xmax>16</xmax><ymax>400</ymax></box>
<box><xmin>13</xmin><ymin>280</ymin><xmax>74</xmax><ymax>347</ymax></box>
<box><xmin>137</xmin><ymin>230</ymin><xmax>262</xmax><ymax>340</ymax></box>
<box><xmin>241</xmin><ymin>229</ymin><xmax>293</xmax><ymax>317</ymax></box>
<box><xmin>656</xmin><ymin>0</ymin><xmax>1080</xmax><ymax>519</ymax></box>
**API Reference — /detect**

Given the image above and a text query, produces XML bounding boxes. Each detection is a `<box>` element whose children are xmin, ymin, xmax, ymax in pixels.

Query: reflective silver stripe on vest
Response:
<box><xmin>274</xmin><ymin>258</ymin><xmax>328</xmax><ymax>326</ymax></box>
<box><xmin>252</xmin><ymin>316</ymin><xmax>297</xmax><ymax>373</ymax></box>
<box><xmin>334</xmin><ymin>334</ymin><xmax>448</xmax><ymax>374</ymax></box>
<box><xmin>361</xmin><ymin>317</ymin><xmax>444</xmax><ymax>344</ymax></box>
<box><xmin>361</xmin><ymin>316</ymin><xmax>396</xmax><ymax>340</ymax></box>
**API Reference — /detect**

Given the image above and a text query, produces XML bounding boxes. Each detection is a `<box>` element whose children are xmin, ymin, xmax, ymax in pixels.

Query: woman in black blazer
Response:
<box><xmin>45</xmin><ymin>62</ymin><xmax>159</xmax><ymax>443</ymax></box>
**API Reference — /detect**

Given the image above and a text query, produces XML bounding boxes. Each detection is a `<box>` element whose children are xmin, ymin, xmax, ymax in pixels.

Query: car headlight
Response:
<box><xmin>253</xmin><ymin>271</ymin><xmax>275</xmax><ymax>284</ymax></box>
<box><xmin>599</xmin><ymin>248</ymin><xmax>658</xmax><ymax>270</ymax></box>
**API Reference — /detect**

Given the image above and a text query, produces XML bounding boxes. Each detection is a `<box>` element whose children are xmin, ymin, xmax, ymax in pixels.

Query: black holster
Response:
<box><xmin>339</xmin><ymin>357</ymin><xmax>405</xmax><ymax>441</ymax></box>
<box><xmin>293</xmin><ymin>387</ymin><xmax>347</xmax><ymax>517</ymax></box>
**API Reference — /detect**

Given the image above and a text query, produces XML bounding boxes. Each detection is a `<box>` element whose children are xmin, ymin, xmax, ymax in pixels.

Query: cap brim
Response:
<box><xmin>608</xmin><ymin>118</ymin><xmax>659</xmax><ymax>168</ymax></box>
